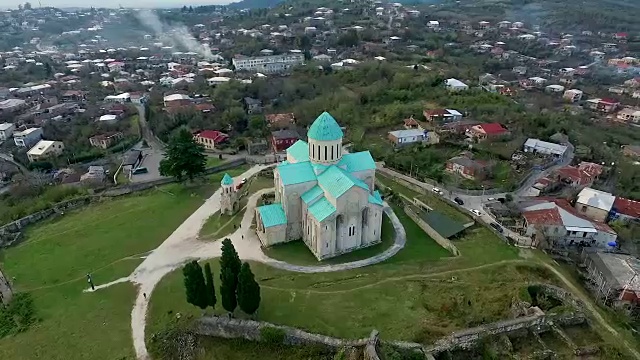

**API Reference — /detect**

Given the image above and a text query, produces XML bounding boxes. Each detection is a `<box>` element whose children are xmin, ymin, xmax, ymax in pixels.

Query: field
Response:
<box><xmin>0</xmin><ymin>167</ymin><xmax>248</xmax><ymax>360</ymax></box>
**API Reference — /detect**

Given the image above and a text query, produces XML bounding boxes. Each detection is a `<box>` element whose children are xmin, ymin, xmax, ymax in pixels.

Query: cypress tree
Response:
<box><xmin>237</xmin><ymin>262</ymin><xmax>261</xmax><ymax>315</ymax></box>
<box><xmin>219</xmin><ymin>238</ymin><xmax>241</xmax><ymax>313</ymax></box>
<box><xmin>220</xmin><ymin>267</ymin><xmax>237</xmax><ymax>313</ymax></box>
<box><xmin>204</xmin><ymin>263</ymin><xmax>216</xmax><ymax>309</ymax></box>
<box><xmin>182</xmin><ymin>260</ymin><xmax>207</xmax><ymax>309</ymax></box>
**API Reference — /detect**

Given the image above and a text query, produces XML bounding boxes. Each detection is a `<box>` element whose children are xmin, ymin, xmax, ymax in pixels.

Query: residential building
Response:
<box><xmin>444</xmin><ymin>78</ymin><xmax>469</xmax><ymax>91</ymax></box>
<box><xmin>0</xmin><ymin>98</ymin><xmax>27</xmax><ymax>114</ymax></box>
<box><xmin>403</xmin><ymin>116</ymin><xmax>421</xmax><ymax>129</ymax></box>
<box><xmin>466</xmin><ymin>123</ymin><xmax>509</xmax><ymax>141</ymax></box>
<box><xmin>523</xmin><ymin>138</ymin><xmax>568</xmax><ymax>157</ymax></box>
<box><xmin>193</xmin><ymin>130</ymin><xmax>229</xmax><ymax>151</ymax></box>
<box><xmin>27</xmin><ymin>140</ymin><xmax>65</xmax><ymax>162</ymax></box>
<box><xmin>586</xmin><ymin>98</ymin><xmax>620</xmax><ymax>113</ymax></box>
<box><xmin>123</xmin><ymin>150</ymin><xmax>143</xmax><ymax>178</ymax></box>
<box><xmin>80</xmin><ymin>166</ymin><xmax>106</xmax><ymax>183</ymax></box>
<box><xmin>13</xmin><ymin>127</ymin><xmax>43</xmax><ymax>147</ymax></box>
<box><xmin>89</xmin><ymin>132</ymin><xmax>123</xmax><ymax>149</ymax></box>
<box><xmin>553</xmin><ymin>165</ymin><xmax>598</xmax><ymax>188</ymax></box>
<box><xmin>243</xmin><ymin>97</ymin><xmax>262</xmax><ymax>114</ymax></box>
<box><xmin>446</xmin><ymin>155</ymin><xmax>488</xmax><ymax>180</ymax></box>
<box><xmin>563</xmin><ymin>89</ymin><xmax>583</xmax><ymax>103</ymax></box>
<box><xmin>388</xmin><ymin>129</ymin><xmax>427</xmax><ymax>146</ymax></box>
<box><xmin>0</xmin><ymin>123</ymin><xmax>15</xmax><ymax>141</ymax></box>
<box><xmin>545</xmin><ymin>84</ymin><xmax>565</xmax><ymax>93</ymax></box>
<box><xmin>582</xmin><ymin>250</ymin><xmax>640</xmax><ymax>307</ymax></box>
<box><xmin>98</xmin><ymin>114</ymin><xmax>119</xmax><ymax>123</ymax></box>
<box><xmin>575</xmin><ymin>187</ymin><xmax>616</xmax><ymax>222</ymax></box>
<box><xmin>207</xmin><ymin>77</ymin><xmax>231</xmax><ymax>86</ymax></box>
<box><xmin>622</xmin><ymin>145</ymin><xmax>640</xmax><ymax>158</ymax></box>
<box><xmin>611</xmin><ymin>197</ymin><xmax>640</xmax><ymax>223</ymax></box>
<box><xmin>163</xmin><ymin>94</ymin><xmax>192</xmax><ymax>107</ymax></box>
<box><xmin>522</xmin><ymin>199</ymin><xmax>617</xmax><ymax>248</ymax></box>
<box><xmin>104</xmin><ymin>93</ymin><xmax>130</xmax><ymax>103</ymax></box>
<box><xmin>130</xmin><ymin>93</ymin><xmax>148</xmax><ymax>104</ymax></box>
<box><xmin>423</xmin><ymin>108</ymin><xmax>463</xmax><ymax>123</ymax></box>
<box><xmin>265</xmin><ymin>113</ymin><xmax>296</xmax><ymax>129</ymax></box>
<box><xmin>232</xmin><ymin>53</ymin><xmax>305</xmax><ymax>74</ymax></box>
<box><xmin>271</xmin><ymin>129</ymin><xmax>300</xmax><ymax>152</ymax></box>
<box><xmin>254</xmin><ymin>112</ymin><xmax>383</xmax><ymax>260</ymax></box>
<box><xmin>616</xmin><ymin>108</ymin><xmax>640</xmax><ymax>123</ymax></box>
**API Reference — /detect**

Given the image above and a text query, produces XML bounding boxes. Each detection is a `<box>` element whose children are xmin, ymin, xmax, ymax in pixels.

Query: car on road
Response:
<box><xmin>241</xmin><ymin>177</ymin><xmax>247</xmax><ymax>184</ymax></box>
<box><xmin>487</xmin><ymin>197</ymin><xmax>496</xmax><ymax>201</ymax></box>
<box><xmin>471</xmin><ymin>209</ymin><xmax>481</xmax><ymax>216</ymax></box>
<box><xmin>454</xmin><ymin>197</ymin><xmax>464</xmax><ymax>205</ymax></box>
<box><xmin>132</xmin><ymin>167</ymin><xmax>148</xmax><ymax>175</ymax></box>
<box><xmin>432</xmin><ymin>187</ymin><xmax>443</xmax><ymax>195</ymax></box>
<box><xmin>489</xmin><ymin>223</ymin><xmax>504</xmax><ymax>233</ymax></box>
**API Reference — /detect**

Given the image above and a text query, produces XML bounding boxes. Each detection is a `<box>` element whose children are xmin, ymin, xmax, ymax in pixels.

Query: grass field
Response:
<box><xmin>0</xmin><ymin>167</ymin><xmax>249</xmax><ymax>360</ymax></box>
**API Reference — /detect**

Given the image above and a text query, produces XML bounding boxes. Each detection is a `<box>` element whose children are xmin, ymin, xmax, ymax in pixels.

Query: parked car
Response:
<box><xmin>132</xmin><ymin>167</ymin><xmax>148</xmax><ymax>175</ymax></box>
<box><xmin>432</xmin><ymin>187</ymin><xmax>443</xmax><ymax>195</ymax></box>
<box><xmin>490</xmin><ymin>223</ymin><xmax>504</xmax><ymax>233</ymax></box>
<box><xmin>471</xmin><ymin>209</ymin><xmax>481</xmax><ymax>216</ymax></box>
<box><xmin>454</xmin><ymin>197</ymin><xmax>464</xmax><ymax>205</ymax></box>
<box><xmin>487</xmin><ymin>197</ymin><xmax>496</xmax><ymax>201</ymax></box>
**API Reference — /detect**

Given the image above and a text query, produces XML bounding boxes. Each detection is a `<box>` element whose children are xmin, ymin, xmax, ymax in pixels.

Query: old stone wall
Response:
<box><xmin>0</xmin><ymin>196</ymin><xmax>92</xmax><ymax>247</ymax></box>
<box><xmin>363</xmin><ymin>330</ymin><xmax>381</xmax><ymax>360</ymax></box>
<box><xmin>404</xmin><ymin>205</ymin><xmax>460</xmax><ymax>256</ymax></box>
<box><xmin>195</xmin><ymin>316</ymin><xmax>369</xmax><ymax>349</ymax></box>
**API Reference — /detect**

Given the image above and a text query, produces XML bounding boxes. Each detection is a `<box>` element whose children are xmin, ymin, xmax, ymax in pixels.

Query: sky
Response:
<box><xmin>2</xmin><ymin>0</ymin><xmax>234</xmax><ymax>9</ymax></box>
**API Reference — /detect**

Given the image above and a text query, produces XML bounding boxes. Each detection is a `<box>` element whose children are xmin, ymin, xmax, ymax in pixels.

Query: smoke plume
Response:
<box><xmin>135</xmin><ymin>9</ymin><xmax>213</xmax><ymax>60</ymax></box>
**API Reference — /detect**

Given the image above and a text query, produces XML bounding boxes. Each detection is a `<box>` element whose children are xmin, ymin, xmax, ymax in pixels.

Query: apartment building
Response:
<box><xmin>232</xmin><ymin>53</ymin><xmax>305</xmax><ymax>73</ymax></box>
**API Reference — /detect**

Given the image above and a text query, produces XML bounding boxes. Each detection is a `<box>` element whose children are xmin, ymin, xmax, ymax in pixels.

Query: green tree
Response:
<box><xmin>219</xmin><ymin>238</ymin><xmax>241</xmax><ymax>313</ymax></box>
<box><xmin>237</xmin><ymin>262</ymin><xmax>261</xmax><ymax>315</ymax></box>
<box><xmin>182</xmin><ymin>260</ymin><xmax>207</xmax><ymax>309</ymax></box>
<box><xmin>159</xmin><ymin>128</ymin><xmax>206</xmax><ymax>182</ymax></box>
<box><xmin>204</xmin><ymin>263</ymin><xmax>217</xmax><ymax>309</ymax></box>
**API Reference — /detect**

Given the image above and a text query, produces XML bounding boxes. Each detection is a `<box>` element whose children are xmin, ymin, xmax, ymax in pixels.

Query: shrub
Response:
<box><xmin>0</xmin><ymin>292</ymin><xmax>37</xmax><ymax>338</ymax></box>
<box><xmin>260</xmin><ymin>326</ymin><xmax>286</xmax><ymax>344</ymax></box>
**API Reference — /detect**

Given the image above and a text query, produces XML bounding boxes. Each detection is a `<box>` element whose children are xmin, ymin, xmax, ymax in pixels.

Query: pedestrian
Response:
<box><xmin>242</xmin><ymin>234</ymin><xmax>244</xmax><ymax>240</ymax></box>
<box><xmin>143</xmin><ymin>293</ymin><xmax>147</xmax><ymax>299</ymax></box>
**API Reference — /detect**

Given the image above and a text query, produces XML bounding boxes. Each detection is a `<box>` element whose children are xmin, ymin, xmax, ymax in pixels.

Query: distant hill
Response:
<box><xmin>227</xmin><ymin>0</ymin><xmax>283</xmax><ymax>10</ymax></box>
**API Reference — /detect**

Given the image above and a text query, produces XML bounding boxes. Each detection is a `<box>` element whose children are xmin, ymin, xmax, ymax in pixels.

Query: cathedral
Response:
<box><xmin>255</xmin><ymin>111</ymin><xmax>384</xmax><ymax>260</ymax></box>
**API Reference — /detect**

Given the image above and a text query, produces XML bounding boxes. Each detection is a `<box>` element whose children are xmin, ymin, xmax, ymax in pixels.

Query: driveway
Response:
<box><xmin>129</xmin><ymin>105</ymin><xmax>166</xmax><ymax>183</ymax></box>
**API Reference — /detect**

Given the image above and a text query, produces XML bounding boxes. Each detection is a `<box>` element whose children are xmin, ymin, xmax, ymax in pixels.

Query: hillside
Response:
<box><xmin>227</xmin><ymin>0</ymin><xmax>283</xmax><ymax>10</ymax></box>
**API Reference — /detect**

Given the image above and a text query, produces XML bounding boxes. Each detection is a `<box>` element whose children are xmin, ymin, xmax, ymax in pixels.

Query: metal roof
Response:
<box><xmin>221</xmin><ymin>173</ymin><xmax>233</xmax><ymax>185</ymax></box>
<box><xmin>338</xmin><ymin>151</ymin><xmax>376</xmax><ymax>172</ymax></box>
<box><xmin>301</xmin><ymin>185</ymin><xmax>323</xmax><ymax>204</ymax></box>
<box><xmin>277</xmin><ymin>161</ymin><xmax>317</xmax><ymax>185</ymax></box>
<box><xmin>257</xmin><ymin>203</ymin><xmax>288</xmax><ymax>228</ymax></box>
<box><xmin>286</xmin><ymin>140</ymin><xmax>309</xmax><ymax>162</ymax></box>
<box><xmin>368</xmin><ymin>190</ymin><xmax>384</xmax><ymax>206</ymax></box>
<box><xmin>388</xmin><ymin>129</ymin><xmax>425</xmax><ymax>139</ymax></box>
<box><xmin>308</xmin><ymin>196</ymin><xmax>337</xmax><ymax>222</ymax></box>
<box><xmin>307</xmin><ymin>111</ymin><xmax>343</xmax><ymax>141</ymax></box>
<box><xmin>317</xmin><ymin>165</ymin><xmax>368</xmax><ymax>198</ymax></box>
<box><xmin>524</xmin><ymin>138</ymin><xmax>568</xmax><ymax>156</ymax></box>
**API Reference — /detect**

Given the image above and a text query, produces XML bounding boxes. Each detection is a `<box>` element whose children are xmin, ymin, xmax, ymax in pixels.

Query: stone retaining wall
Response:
<box><xmin>404</xmin><ymin>205</ymin><xmax>460</xmax><ymax>256</ymax></box>
<box><xmin>195</xmin><ymin>316</ymin><xmax>369</xmax><ymax>349</ymax></box>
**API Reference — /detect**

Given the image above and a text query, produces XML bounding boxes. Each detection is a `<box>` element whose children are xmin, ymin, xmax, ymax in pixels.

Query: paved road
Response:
<box><xmin>129</xmin><ymin>105</ymin><xmax>166</xmax><ymax>183</ymax></box>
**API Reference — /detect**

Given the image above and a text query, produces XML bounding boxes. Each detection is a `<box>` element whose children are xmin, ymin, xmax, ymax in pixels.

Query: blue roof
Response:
<box><xmin>307</xmin><ymin>112</ymin><xmax>344</xmax><ymax>141</ymax></box>
<box><xmin>339</xmin><ymin>151</ymin><xmax>376</xmax><ymax>172</ymax></box>
<box><xmin>286</xmin><ymin>140</ymin><xmax>309</xmax><ymax>163</ymax></box>
<box><xmin>368</xmin><ymin>190</ymin><xmax>384</xmax><ymax>206</ymax></box>
<box><xmin>277</xmin><ymin>161</ymin><xmax>317</xmax><ymax>185</ymax></box>
<box><xmin>257</xmin><ymin>203</ymin><xmax>288</xmax><ymax>228</ymax></box>
<box><xmin>312</xmin><ymin>163</ymin><xmax>329</xmax><ymax>175</ymax></box>
<box><xmin>308</xmin><ymin>197</ymin><xmax>336</xmax><ymax>222</ymax></box>
<box><xmin>317</xmin><ymin>165</ymin><xmax>369</xmax><ymax>199</ymax></box>
<box><xmin>221</xmin><ymin>173</ymin><xmax>233</xmax><ymax>185</ymax></box>
<box><xmin>301</xmin><ymin>185</ymin><xmax>323</xmax><ymax>204</ymax></box>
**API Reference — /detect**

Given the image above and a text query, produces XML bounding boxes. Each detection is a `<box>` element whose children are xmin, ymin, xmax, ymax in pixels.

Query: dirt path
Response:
<box><xmin>539</xmin><ymin>261</ymin><xmax>640</xmax><ymax>360</ymax></box>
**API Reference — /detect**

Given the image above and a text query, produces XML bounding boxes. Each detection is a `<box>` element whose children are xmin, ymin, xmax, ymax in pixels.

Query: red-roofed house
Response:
<box><xmin>466</xmin><ymin>123</ymin><xmax>510</xmax><ymax>141</ymax></box>
<box><xmin>193</xmin><ymin>130</ymin><xmax>229</xmax><ymax>150</ymax></box>
<box><xmin>612</xmin><ymin>197</ymin><xmax>640</xmax><ymax>222</ymax></box>
<box><xmin>403</xmin><ymin>116</ymin><xmax>421</xmax><ymax>129</ymax></box>
<box><xmin>553</xmin><ymin>165</ymin><xmax>596</xmax><ymax>187</ymax></box>
<box><xmin>586</xmin><ymin>98</ymin><xmax>620</xmax><ymax>113</ymax></box>
<box><xmin>614</xmin><ymin>32</ymin><xmax>628</xmax><ymax>40</ymax></box>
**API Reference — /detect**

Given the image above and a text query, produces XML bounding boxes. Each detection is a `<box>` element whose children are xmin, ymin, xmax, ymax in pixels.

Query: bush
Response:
<box><xmin>260</xmin><ymin>326</ymin><xmax>286</xmax><ymax>344</ymax></box>
<box><xmin>148</xmin><ymin>324</ymin><xmax>196</xmax><ymax>360</ymax></box>
<box><xmin>0</xmin><ymin>292</ymin><xmax>37</xmax><ymax>338</ymax></box>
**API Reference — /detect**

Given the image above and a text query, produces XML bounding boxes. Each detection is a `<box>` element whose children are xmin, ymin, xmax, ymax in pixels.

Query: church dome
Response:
<box><xmin>307</xmin><ymin>112</ymin><xmax>344</xmax><ymax>141</ymax></box>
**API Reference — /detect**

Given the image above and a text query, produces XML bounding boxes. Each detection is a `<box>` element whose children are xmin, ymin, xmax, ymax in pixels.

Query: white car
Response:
<box><xmin>432</xmin><ymin>187</ymin><xmax>443</xmax><ymax>195</ymax></box>
<box><xmin>487</xmin><ymin>197</ymin><xmax>496</xmax><ymax>201</ymax></box>
<box><xmin>241</xmin><ymin>178</ymin><xmax>247</xmax><ymax>184</ymax></box>
<box><xmin>471</xmin><ymin>209</ymin><xmax>482</xmax><ymax>216</ymax></box>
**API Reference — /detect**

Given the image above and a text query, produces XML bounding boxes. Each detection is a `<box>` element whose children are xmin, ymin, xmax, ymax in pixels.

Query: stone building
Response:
<box><xmin>255</xmin><ymin>112</ymin><xmax>384</xmax><ymax>260</ymax></box>
<box><xmin>220</xmin><ymin>173</ymin><xmax>239</xmax><ymax>215</ymax></box>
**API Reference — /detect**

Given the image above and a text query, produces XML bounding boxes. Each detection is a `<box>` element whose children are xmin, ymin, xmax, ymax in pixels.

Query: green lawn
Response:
<box><xmin>0</xmin><ymin>166</ymin><xmax>249</xmax><ymax>360</ymax></box>
<box><xmin>206</xmin><ymin>156</ymin><xmax>224</xmax><ymax>168</ymax></box>
<box><xmin>196</xmin><ymin>337</ymin><xmax>334</xmax><ymax>360</ymax></box>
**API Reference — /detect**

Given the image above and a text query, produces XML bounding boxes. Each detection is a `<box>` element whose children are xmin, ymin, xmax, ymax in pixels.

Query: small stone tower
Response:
<box><xmin>220</xmin><ymin>173</ymin><xmax>238</xmax><ymax>215</ymax></box>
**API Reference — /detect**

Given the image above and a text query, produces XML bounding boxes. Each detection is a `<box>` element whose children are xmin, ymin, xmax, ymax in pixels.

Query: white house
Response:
<box><xmin>445</xmin><ymin>78</ymin><xmax>469</xmax><ymax>91</ymax></box>
<box><xmin>563</xmin><ymin>89</ymin><xmax>583</xmax><ymax>103</ymax></box>
<box><xmin>27</xmin><ymin>140</ymin><xmax>65</xmax><ymax>162</ymax></box>
<box><xmin>14</xmin><ymin>127</ymin><xmax>43</xmax><ymax>148</ymax></box>
<box><xmin>208</xmin><ymin>77</ymin><xmax>231</xmax><ymax>86</ymax></box>
<box><xmin>0</xmin><ymin>123</ymin><xmax>15</xmax><ymax>141</ymax></box>
<box><xmin>523</xmin><ymin>138</ymin><xmax>568</xmax><ymax>157</ymax></box>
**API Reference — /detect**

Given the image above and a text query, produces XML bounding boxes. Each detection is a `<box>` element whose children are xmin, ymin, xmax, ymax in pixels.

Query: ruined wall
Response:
<box><xmin>195</xmin><ymin>316</ymin><xmax>369</xmax><ymax>349</ymax></box>
<box><xmin>363</xmin><ymin>330</ymin><xmax>381</xmax><ymax>360</ymax></box>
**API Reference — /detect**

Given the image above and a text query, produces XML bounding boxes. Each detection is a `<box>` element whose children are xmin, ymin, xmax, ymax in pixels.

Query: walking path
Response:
<box><xmin>85</xmin><ymin>164</ymin><xmax>407</xmax><ymax>360</ymax></box>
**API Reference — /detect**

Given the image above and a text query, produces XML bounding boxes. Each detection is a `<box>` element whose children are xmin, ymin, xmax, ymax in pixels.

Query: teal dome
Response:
<box><xmin>221</xmin><ymin>173</ymin><xmax>233</xmax><ymax>185</ymax></box>
<box><xmin>307</xmin><ymin>112</ymin><xmax>344</xmax><ymax>141</ymax></box>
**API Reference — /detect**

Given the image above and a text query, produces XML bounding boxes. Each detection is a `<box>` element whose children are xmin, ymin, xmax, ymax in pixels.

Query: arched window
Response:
<box><xmin>312</xmin><ymin>144</ymin><xmax>315</xmax><ymax>158</ymax></box>
<box><xmin>324</xmin><ymin>146</ymin><xmax>327</xmax><ymax>161</ymax></box>
<box><xmin>331</xmin><ymin>145</ymin><xmax>334</xmax><ymax>160</ymax></box>
<box><xmin>317</xmin><ymin>145</ymin><xmax>320</xmax><ymax>160</ymax></box>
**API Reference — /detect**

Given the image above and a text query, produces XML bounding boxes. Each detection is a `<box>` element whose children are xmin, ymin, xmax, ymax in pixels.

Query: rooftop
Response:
<box><xmin>272</xmin><ymin>129</ymin><xmax>299</xmax><ymax>140</ymax></box>
<box><xmin>389</xmin><ymin>129</ymin><xmax>425</xmax><ymax>138</ymax></box>
<box><xmin>577</xmin><ymin>187</ymin><xmax>616</xmax><ymax>212</ymax></box>
<box><xmin>308</xmin><ymin>112</ymin><xmax>344</xmax><ymax>141</ymax></box>
<box><xmin>221</xmin><ymin>173</ymin><xmax>234</xmax><ymax>186</ymax></box>
<box><xmin>613</xmin><ymin>197</ymin><xmax>640</xmax><ymax>219</ymax></box>
<box><xmin>27</xmin><ymin>140</ymin><xmax>60</xmax><ymax>156</ymax></box>
<box><xmin>257</xmin><ymin>203</ymin><xmax>288</xmax><ymax>228</ymax></box>
<box><xmin>587</xmin><ymin>251</ymin><xmax>640</xmax><ymax>291</ymax></box>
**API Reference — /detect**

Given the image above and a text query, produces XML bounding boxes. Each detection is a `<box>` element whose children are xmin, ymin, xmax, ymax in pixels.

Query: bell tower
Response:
<box><xmin>220</xmin><ymin>173</ymin><xmax>238</xmax><ymax>215</ymax></box>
